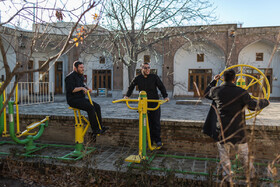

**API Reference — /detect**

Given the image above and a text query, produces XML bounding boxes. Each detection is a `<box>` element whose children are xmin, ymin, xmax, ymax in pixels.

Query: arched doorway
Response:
<box><xmin>238</xmin><ymin>40</ymin><xmax>280</xmax><ymax>97</ymax></box>
<box><xmin>173</xmin><ymin>41</ymin><xmax>225</xmax><ymax>97</ymax></box>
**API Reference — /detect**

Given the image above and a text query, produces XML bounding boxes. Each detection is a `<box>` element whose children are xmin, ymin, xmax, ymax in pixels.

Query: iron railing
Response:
<box><xmin>5</xmin><ymin>82</ymin><xmax>54</xmax><ymax>105</ymax></box>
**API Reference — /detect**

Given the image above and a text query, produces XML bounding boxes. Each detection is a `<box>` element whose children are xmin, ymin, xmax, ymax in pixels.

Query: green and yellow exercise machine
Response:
<box><xmin>0</xmin><ymin>83</ymin><xmax>49</xmax><ymax>153</ymax></box>
<box><xmin>0</xmin><ymin>85</ymin><xmax>96</xmax><ymax>161</ymax></box>
<box><xmin>113</xmin><ymin>91</ymin><xmax>167</xmax><ymax>163</ymax></box>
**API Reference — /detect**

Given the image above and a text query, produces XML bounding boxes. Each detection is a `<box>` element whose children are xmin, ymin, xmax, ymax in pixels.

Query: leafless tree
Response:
<box><xmin>0</xmin><ymin>0</ymin><xmax>102</xmax><ymax>114</ymax></box>
<box><xmin>99</xmin><ymin>0</ymin><xmax>215</xmax><ymax>83</ymax></box>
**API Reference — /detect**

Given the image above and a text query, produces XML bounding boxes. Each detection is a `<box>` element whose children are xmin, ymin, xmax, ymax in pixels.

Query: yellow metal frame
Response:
<box><xmin>113</xmin><ymin>91</ymin><xmax>167</xmax><ymax>163</ymax></box>
<box><xmin>2</xmin><ymin>88</ymin><xmax>8</xmax><ymax>137</ymax></box>
<box><xmin>219</xmin><ymin>64</ymin><xmax>270</xmax><ymax>119</ymax></box>
<box><xmin>87</xmin><ymin>91</ymin><xmax>102</xmax><ymax>130</ymax></box>
<box><xmin>68</xmin><ymin>90</ymin><xmax>102</xmax><ymax>144</ymax></box>
<box><xmin>1</xmin><ymin>83</ymin><xmax>49</xmax><ymax>138</ymax></box>
<box><xmin>18</xmin><ymin>117</ymin><xmax>50</xmax><ymax>137</ymax></box>
<box><xmin>68</xmin><ymin>107</ymin><xmax>90</xmax><ymax>143</ymax></box>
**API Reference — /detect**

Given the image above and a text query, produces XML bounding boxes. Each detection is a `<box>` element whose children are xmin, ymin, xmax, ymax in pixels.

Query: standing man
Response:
<box><xmin>124</xmin><ymin>62</ymin><xmax>169</xmax><ymax>147</ymax></box>
<box><xmin>65</xmin><ymin>61</ymin><xmax>109</xmax><ymax>137</ymax></box>
<box><xmin>205</xmin><ymin>69</ymin><xmax>269</xmax><ymax>180</ymax></box>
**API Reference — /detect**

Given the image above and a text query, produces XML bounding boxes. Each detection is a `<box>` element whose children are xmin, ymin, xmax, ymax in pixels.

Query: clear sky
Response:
<box><xmin>211</xmin><ymin>0</ymin><xmax>280</xmax><ymax>27</ymax></box>
<box><xmin>1</xmin><ymin>0</ymin><xmax>280</xmax><ymax>29</ymax></box>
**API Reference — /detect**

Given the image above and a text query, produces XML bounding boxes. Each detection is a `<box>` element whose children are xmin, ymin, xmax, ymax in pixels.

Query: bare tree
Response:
<box><xmin>0</xmin><ymin>0</ymin><xmax>102</xmax><ymax>114</ymax></box>
<box><xmin>99</xmin><ymin>0</ymin><xmax>215</xmax><ymax>83</ymax></box>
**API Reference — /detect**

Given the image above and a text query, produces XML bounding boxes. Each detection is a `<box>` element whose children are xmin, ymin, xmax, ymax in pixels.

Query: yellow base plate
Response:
<box><xmin>125</xmin><ymin>155</ymin><xmax>146</xmax><ymax>163</ymax></box>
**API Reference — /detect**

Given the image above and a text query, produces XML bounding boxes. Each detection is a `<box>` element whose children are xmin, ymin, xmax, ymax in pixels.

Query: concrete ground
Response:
<box><xmin>18</xmin><ymin>94</ymin><xmax>280</xmax><ymax>126</ymax></box>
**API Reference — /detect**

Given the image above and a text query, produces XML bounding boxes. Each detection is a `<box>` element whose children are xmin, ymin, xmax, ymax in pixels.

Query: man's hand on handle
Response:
<box><xmin>214</xmin><ymin>74</ymin><xmax>221</xmax><ymax>80</ymax></box>
<box><xmin>87</xmin><ymin>88</ymin><xmax>92</xmax><ymax>93</ymax></box>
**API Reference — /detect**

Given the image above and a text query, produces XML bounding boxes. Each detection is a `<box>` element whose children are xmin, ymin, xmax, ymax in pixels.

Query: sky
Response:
<box><xmin>211</xmin><ymin>0</ymin><xmax>280</xmax><ymax>27</ymax></box>
<box><xmin>1</xmin><ymin>0</ymin><xmax>280</xmax><ymax>29</ymax></box>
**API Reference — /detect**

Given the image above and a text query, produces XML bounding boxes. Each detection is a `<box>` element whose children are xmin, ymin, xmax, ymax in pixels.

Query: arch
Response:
<box><xmin>80</xmin><ymin>50</ymin><xmax>114</xmax><ymax>92</ymax></box>
<box><xmin>238</xmin><ymin>39</ymin><xmax>280</xmax><ymax>97</ymax></box>
<box><xmin>238</xmin><ymin>39</ymin><xmax>275</xmax><ymax>55</ymax></box>
<box><xmin>173</xmin><ymin>41</ymin><xmax>226</xmax><ymax>96</ymax></box>
<box><xmin>173</xmin><ymin>38</ymin><xmax>227</xmax><ymax>60</ymax></box>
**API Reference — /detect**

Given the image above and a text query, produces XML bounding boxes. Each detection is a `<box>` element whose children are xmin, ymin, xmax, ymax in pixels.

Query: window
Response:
<box><xmin>197</xmin><ymin>54</ymin><xmax>204</xmax><ymax>62</ymax></box>
<box><xmin>99</xmin><ymin>56</ymin><xmax>105</xmax><ymax>64</ymax></box>
<box><xmin>256</xmin><ymin>53</ymin><xmax>263</xmax><ymax>61</ymax></box>
<box><xmin>28</xmin><ymin>61</ymin><xmax>33</xmax><ymax>82</ymax></box>
<box><xmin>144</xmin><ymin>55</ymin><xmax>150</xmax><ymax>63</ymax></box>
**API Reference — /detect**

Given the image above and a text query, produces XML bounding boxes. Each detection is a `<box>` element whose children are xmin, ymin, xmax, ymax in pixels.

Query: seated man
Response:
<box><xmin>65</xmin><ymin>61</ymin><xmax>109</xmax><ymax>137</ymax></box>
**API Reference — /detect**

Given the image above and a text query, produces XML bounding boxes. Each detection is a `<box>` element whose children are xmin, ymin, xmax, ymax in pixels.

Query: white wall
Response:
<box><xmin>122</xmin><ymin>51</ymin><xmax>163</xmax><ymax>95</ymax></box>
<box><xmin>238</xmin><ymin>41</ymin><xmax>280</xmax><ymax>97</ymax></box>
<box><xmin>31</xmin><ymin>52</ymin><xmax>68</xmax><ymax>93</ymax></box>
<box><xmin>173</xmin><ymin>42</ymin><xmax>225</xmax><ymax>96</ymax></box>
<box><xmin>80</xmin><ymin>52</ymin><xmax>113</xmax><ymax>90</ymax></box>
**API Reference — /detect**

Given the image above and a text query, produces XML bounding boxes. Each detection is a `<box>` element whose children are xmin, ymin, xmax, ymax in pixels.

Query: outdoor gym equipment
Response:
<box><xmin>0</xmin><ymin>83</ymin><xmax>49</xmax><ymax>152</ymax></box>
<box><xmin>112</xmin><ymin>91</ymin><xmax>167</xmax><ymax>163</ymax></box>
<box><xmin>218</xmin><ymin>64</ymin><xmax>270</xmax><ymax>119</ymax></box>
<box><xmin>0</xmin><ymin>85</ymin><xmax>96</xmax><ymax>161</ymax></box>
<box><xmin>66</xmin><ymin>90</ymin><xmax>100</xmax><ymax>159</ymax></box>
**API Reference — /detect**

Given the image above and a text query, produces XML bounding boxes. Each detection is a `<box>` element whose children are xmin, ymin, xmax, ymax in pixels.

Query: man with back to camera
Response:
<box><xmin>124</xmin><ymin>62</ymin><xmax>169</xmax><ymax>147</ymax></box>
<box><xmin>204</xmin><ymin>69</ymin><xmax>269</xmax><ymax>180</ymax></box>
<box><xmin>65</xmin><ymin>61</ymin><xmax>109</xmax><ymax>139</ymax></box>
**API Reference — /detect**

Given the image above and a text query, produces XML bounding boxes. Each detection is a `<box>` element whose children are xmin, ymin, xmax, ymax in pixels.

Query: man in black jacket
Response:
<box><xmin>65</xmin><ymin>61</ymin><xmax>108</xmax><ymax>137</ymax></box>
<box><xmin>205</xmin><ymin>69</ymin><xmax>269</xmax><ymax>179</ymax></box>
<box><xmin>124</xmin><ymin>62</ymin><xmax>169</xmax><ymax>147</ymax></box>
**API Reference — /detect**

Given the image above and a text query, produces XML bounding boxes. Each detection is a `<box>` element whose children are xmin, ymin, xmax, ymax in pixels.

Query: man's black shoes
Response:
<box><xmin>92</xmin><ymin>126</ymin><xmax>109</xmax><ymax>135</ymax></box>
<box><xmin>156</xmin><ymin>141</ymin><xmax>163</xmax><ymax>147</ymax></box>
<box><xmin>101</xmin><ymin>126</ymin><xmax>109</xmax><ymax>133</ymax></box>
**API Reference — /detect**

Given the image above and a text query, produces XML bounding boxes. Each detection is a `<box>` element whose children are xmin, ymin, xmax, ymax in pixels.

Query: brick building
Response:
<box><xmin>0</xmin><ymin>23</ymin><xmax>279</xmax><ymax>98</ymax></box>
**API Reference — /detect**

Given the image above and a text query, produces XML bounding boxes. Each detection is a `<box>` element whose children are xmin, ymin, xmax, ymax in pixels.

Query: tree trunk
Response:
<box><xmin>128</xmin><ymin>60</ymin><xmax>137</xmax><ymax>84</ymax></box>
<box><xmin>127</xmin><ymin>55</ymin><xmax>138</xmax><ymax>84</ymax></box>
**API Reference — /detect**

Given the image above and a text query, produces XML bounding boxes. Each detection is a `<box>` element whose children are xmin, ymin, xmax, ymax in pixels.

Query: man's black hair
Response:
<box><xmin>73</xmin><ymin>61</ymin><xmax>83</xmax><ymax>68</ymax></box>
<box><xmin>224</xmin><ymin>69</ymin><xmax>236</xmax><ymax>82</ymax></box>
<box><xmin>141</xmin><ymin>62</ymin><xmax>150</xmax><ymax>67</ymax></box>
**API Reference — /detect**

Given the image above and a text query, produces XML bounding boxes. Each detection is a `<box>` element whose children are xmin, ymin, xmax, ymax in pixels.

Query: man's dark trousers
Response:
<box><xmin>148</xmin><ymin>107</ymin><xmax>161</xmax><ymax>144</ymax></box>
<box><xmin>68</xmin><ymin>98</ymin><xmax>102</xmax><ymax>133</ymax></box>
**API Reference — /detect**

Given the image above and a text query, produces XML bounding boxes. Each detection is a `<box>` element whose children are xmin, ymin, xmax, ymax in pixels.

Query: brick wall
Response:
<box><xmin>17</xmin><ymin>114</ymin><xmax>280</xmax><ymax>160</ymax></box>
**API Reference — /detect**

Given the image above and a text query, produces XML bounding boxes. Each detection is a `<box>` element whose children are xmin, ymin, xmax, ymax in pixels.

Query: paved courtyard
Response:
<box><xmin>18</xmin><ymin>95</ymin><xmax>280</xmax><ymax>126</ymax></box>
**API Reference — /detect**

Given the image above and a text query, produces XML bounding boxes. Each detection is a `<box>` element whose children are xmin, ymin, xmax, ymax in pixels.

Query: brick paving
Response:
<box><xmin>0</xmin><ymin>141</ymin><xmax>275</xmax><ymax>185</ymax></box>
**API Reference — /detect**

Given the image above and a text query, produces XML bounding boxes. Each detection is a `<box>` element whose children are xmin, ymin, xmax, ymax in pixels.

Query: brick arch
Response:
<box><xmin>172</xmin><ymin>38</ymin><xmax>226</xmax><ymax>58</ymax></box>
<box><xmin>236</xmin><ymin>38</ymin><xmax>276</xmax><ymax>58</ymax></box>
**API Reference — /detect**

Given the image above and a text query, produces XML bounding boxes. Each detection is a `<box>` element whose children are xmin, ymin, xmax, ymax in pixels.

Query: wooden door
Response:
<box><xmin>189</xmin><ymin>69</ymin><xmax>212</xmax><ymax>97</ymax></box>
<box><xmin>92</xmin><ymin>70</ymin><xmax>111</xmax><ymax>91</ymax></box>
<box><xmin>55</xmin><ymin>61</ymin><xmax>63</xmax><ymax>94</ymax></box>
